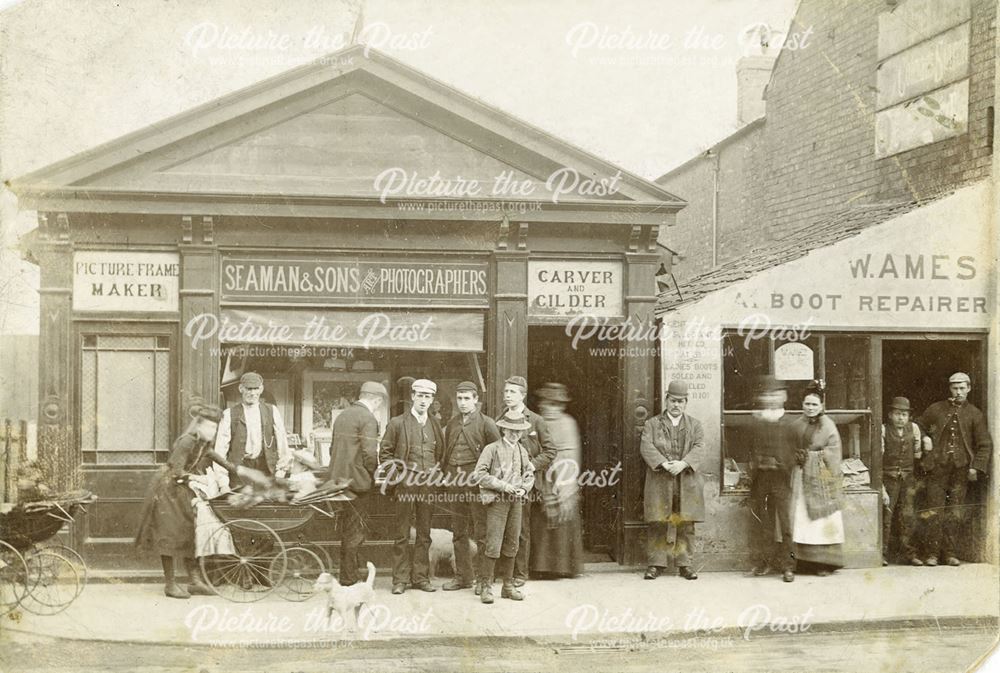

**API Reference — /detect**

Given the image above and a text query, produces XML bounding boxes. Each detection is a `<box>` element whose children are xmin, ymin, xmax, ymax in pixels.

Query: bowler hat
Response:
<box><xmin>537</xmin><ymin>382</ymin><xmax>571</xmax><ymax>403</ymax></box>
<box><xmin>360</xmin><ymin>381</ymin><xmax>388</xmax><ymax>398</ymax></box>
<box><xmin>505</xmin><ymin>376</ymin><xmax>528</xmax><ymax>391</ymax></box>
<box><xmin>497</xmin><ymin>411</ymin><xmax>531</xmax><ymax>431</ymax></box>
<box><xmin>240</xmin><ymin>372</ymin><xmax>263</xmax><ymax>388</ymax></box>
<box><xmin>666</xmin><ymin>380</ymin><xmax>689</xmax><ymax>399</ymax></box>
<box><xmin>411</xmin><ymin>378</ymin><xmax>437</xmax><ymax>395</ymax></box>
<box><xmin>949</xmin><ymin>372</ymin><xmax>971</xmax><ymax>384</ymax></box>
<box><xmin>888</xmin><ymin>396</ymin><xmax>911</xmax><ymax>412</ymax></box>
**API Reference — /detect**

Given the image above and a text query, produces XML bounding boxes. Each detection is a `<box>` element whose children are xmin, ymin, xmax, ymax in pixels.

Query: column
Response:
<box><xmin>178</xmin><ymin>216</ymin><xmax>219</xmax><ymax>413</ymax></box>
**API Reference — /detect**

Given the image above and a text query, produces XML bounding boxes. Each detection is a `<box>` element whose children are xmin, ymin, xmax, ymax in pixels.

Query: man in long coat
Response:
<box><xmin>640</xmin><ymin>380</ymin><xmax>706</xmax><ymax>580</ymax></box>
<box><xmin>328</xmin><ymin>381</ymin><xmax>387</xmax><ymax>585</ymax></box>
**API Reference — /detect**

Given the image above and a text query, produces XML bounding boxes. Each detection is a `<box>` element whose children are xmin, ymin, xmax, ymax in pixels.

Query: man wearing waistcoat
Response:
<box><xmin>381</xmin><ymin>378</ymin><xmax>445</xmax><ymax>594</ymax></box>
<box><xmin>640</xmin><ymin>379</ymin><xmax>705</xmax><ymax>581</ymax></box>
<box><xmin>214</xmin><ymin>372</ymin><xmax>291</xmax><ymax>478</ymax></box>
<box><xmin>881</xmin><ymin>396</ymin><xmax>924</xmax><ymax>567</ymax></box>
<box><xmin>442</xmin><ymin>381</ymin><xmax>501</xmax><ymax>593</ymax></box>
<box><xmin>916</xmin><ymin>372</ymin><xmax>993</xmax><ymax>567</ymax></box>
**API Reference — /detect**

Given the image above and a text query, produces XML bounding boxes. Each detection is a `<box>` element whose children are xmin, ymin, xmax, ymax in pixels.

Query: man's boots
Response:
<box><xmin>479</xmin><ymin>556</ymin><xmax>496</xmax><ymax>604</ymax></box>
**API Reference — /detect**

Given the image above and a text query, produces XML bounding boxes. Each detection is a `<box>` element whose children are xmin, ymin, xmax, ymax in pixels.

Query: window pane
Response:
<box><xmin>825</xmin><ymin>336</ymin><xmax>870</xmax><ymax>410</ymax></box>
<box><xmin>722</xmin><ymin>334</ymin><xmax>769</xmax><ymax>410</ymax></box>
<box><xmin>80</xmin><ymin>350</ymin><xmax>97</xmax><ymax>451</ymax></box>
<box><xmin>96</xmin><ymin>350</ymin><xmax>155</xmax><ymax>451</ymax></box>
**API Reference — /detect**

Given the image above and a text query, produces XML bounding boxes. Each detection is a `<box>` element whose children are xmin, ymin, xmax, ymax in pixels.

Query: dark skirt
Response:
<box><xmin>529</xmin><ymin>503</ymin><xmax>584</xmax><ymax>577</ymax></box>
<box><xmin>134</xmin><ymin>470</ymin><xmax>196</xmax><ymax>557</ymax></box>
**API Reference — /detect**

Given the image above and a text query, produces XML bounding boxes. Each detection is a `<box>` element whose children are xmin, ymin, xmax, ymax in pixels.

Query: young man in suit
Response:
<box><xmin>380</xmin><ymin>378</ymin><xmax>445</xmax><ymax>594</ymax></box>
<box><xmin>441</xmin><ymin>381</ymin><xmax>501</xmax><ymax>593</ymax></box>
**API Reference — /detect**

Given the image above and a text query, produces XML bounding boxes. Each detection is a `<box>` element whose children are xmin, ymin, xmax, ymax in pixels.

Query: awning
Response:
<box><xmin>192</xmin><ymin>308</ymin><xmax>484</xmax><ymax>352</ymax></box>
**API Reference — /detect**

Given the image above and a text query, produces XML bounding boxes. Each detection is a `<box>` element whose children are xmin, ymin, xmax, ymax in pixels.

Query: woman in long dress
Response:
<box><xmin>790</xmin><ymin>383</ymin><xmax>845</xmax><ymax>575</ymax></box>
<box><xmin>529</xmin><ymin>383</ymin><xmax>584</xmax><ymax>578</ymax></box>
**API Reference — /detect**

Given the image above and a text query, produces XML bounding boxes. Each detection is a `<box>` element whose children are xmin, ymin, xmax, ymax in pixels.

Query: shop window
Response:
<box><xmin>722</xmin><ymin>332</ymin><xmax>872</xmax><ymax>493</ymax></box>
<box><xmin>81</xmin><ymin>334</ymin><xmax>172</xmax><ymax>465</ymax></box>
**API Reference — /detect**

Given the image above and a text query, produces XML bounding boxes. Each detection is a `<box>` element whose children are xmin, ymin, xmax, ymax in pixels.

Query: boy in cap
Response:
<box><xmin>215</xmin><ymin>372</ymin><xmax>292</xmax><ymax>478</ymax></box>
<box><xmin>881</xmin><ymin>396</ymin><xmax>924</xmax><ymax>566</ymax></box>
<box><xmin>474</xmin><ymin>411</ymin><xmax>536</xmax><ymax>603</ymax></box>
<box><xmin>441</xmin><ymin>381</ymin><xmax>501</xmax><ymax>593</ymax></box>
<box><xmin>497</xmin><ymin>375</ymin><xmax>557</xmax><ymax>587</ymax></box>
<box><xmin>639</xmin><ymin>380</ymin><xmax>706</xmax><ymax>581</ymax></box>
<box><xmin>328</xmin><ymin>381</ymin><xmax>388</xmax><ymax>585</ymax></box>
<box><xmin>916</xmin><ymin>372</ymin><xmax>994</xmax><ymax>566</ymax></box>
<box><xmin>747</xmin><ymin>375</ymin><xmax>797</xmax><ymax>582</ymax></box>
<box><xmin>380</xmin><ymin>378</ymin><xmax>445</xmax><ymax>594</ymax></box>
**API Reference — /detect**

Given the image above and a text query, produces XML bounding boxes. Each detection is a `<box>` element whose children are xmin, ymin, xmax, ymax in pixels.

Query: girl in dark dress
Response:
<box><xmin>135</xmin><ymin>404</ymin><xmax>260</xmax><ymax>598</ymax></box>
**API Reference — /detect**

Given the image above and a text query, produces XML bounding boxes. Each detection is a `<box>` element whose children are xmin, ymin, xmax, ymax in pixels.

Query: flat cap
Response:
<box><xmin>360</xmin><ymin>381</ymin><xmax>388</xmax><ymax>398</ymax></box>
<box><xmin>949</xmin><ymin>372</ymin><xmax>971</xmax><ymax>384</ymax></box>
<box><xmin>240</xmin><ymin>372</ymin><xmax>263</xmax><ymax>388</ymax></box>
<box><xmin>412</xmin><ymin>378</ymin><xmax>437</xmax><ymax>395</ymax></box>
<box><xmin>455</xmin><ymin>381</ymin><xmax>479</xmax><ymax>394</ymax></box>
<box><xmin>505</xmin><ymin>376</ymin><xmax>528</xmax><ymax>391</ymax></box>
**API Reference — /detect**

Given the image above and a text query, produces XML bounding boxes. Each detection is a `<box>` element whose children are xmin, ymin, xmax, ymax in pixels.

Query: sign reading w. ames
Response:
<box><xmin>220</xmin><ymin>255</ymin><xmax>490</xmax><ymax>307</ymax></box>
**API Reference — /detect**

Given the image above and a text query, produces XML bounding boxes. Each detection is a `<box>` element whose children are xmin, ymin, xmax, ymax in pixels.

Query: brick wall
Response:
<box><xmin>658</xmin><ymin>0</ymin><xmax>995</xmax><ymax>280</ymax></box>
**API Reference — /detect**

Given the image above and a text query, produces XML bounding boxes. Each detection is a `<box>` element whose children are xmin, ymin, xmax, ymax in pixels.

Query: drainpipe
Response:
<box><xmin>706</xmin><ymin>149</ymin><xmax>720</xmax><ymax>267</ymax></box>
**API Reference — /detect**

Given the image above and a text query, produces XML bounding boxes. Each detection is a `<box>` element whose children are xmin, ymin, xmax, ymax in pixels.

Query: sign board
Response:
<box><xmin>527</xmin><ymin>260</ymin><xmax>623</xmax><ymax>320</ymax></box>
<box><xmin>876</xmin><ymin>23</ymin><xmax>969</xmax><ymax>110</ymax></box>
<box><xmin>73</xmin><ymin>251</ymin><xmax>179</xmax><ymax>312</ymax></box>
<box><xmin>875</xmin><ymin>79</ymin><xmax>968</xmax><ymax>158</ymax></box>
<box><xmin>773</xmin><ymin>342</ymin><xmax>815</xmax><ymax>380</ymax></box>
<box><xmin>877</xmin><ymin>0</ymin><xmax>969</xmax><ymax>60</ymax></box>
<box><xmin>221</xmin><ymin>255</ymin><xmax>489</xmax><ymax>307</ymax></box>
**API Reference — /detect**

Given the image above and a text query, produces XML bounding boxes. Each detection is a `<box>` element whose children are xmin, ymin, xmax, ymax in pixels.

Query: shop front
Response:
<box><xmin>14</xmin><ymin>46</ymin><xmax>683</xmax><ymax>570</ymax></box>
<box><xmin>656</xmin><ymin>183</ymin><xmax>997</xmax><ymax>569</ymax></box>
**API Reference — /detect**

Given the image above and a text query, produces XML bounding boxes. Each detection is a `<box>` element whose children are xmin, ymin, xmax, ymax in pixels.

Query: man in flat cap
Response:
<box><xmin>640</xmin><ymin>379</ymin><xmax>706</xmax><ymax>581</ymax></box>
<box><xmin>881</xmin><ymin>396</ymin><xmax>924</xmax><ymax>567</ymax></box>
<box><xmin>328</xmin><ymin>381</ymin><xmax>388</xmax><ymax>585</ymax></box>
<box><xmin>215</xmin><ymin>372</ymin><xmax>291</xmax><ymax>479</ymax></box>
<box><xmin>380</xmin><ymin>378</ymin><xmax>445</xmax><ymax>594</ymax></box>
<box><xmin>497</xmin><ymin>375</ymin><xmax>557</xmax><ymax>587</ymax></box>
<box><xmin>916</xmin><ymin>372</ymin><xmax>993</xmax><ymax>566</ymax></box>
<box><xmin>441</xmin><ymin>381</ymin><xmax>500</xmax><ymax>593</ymax></box>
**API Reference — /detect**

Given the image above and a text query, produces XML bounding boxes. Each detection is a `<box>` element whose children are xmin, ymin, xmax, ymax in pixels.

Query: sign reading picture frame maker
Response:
<box><xmin>73</xmin><ymin>251</ymin><xmax>180</xmax><ymax>312</ymax></box>
<box><xmin>528</xmin><ymin>260</ymin><xmax>624</xmax><ymax>320</ymax></box>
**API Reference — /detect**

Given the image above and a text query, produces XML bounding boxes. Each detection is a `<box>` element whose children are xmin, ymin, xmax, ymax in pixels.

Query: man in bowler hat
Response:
<box><xmin>881</xmin><ymin>396</ymin><xmax>924</xmax><ymax>566</ymax></box>
<box><xmin>640</xmin><ymin>380</ymin><xmax>706</xmax><ymax>580</ymax></box>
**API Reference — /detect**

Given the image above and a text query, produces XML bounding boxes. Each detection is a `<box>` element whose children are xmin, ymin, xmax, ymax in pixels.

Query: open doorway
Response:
<box><xmin>881</xmin><ymin>336</ymin><xmax>988</xmax><ymax>562</ymax></box>
<box><xmin>528</xmin><ymin>325</ymin><xmax>622</xmax><ymax>560</ymax></box>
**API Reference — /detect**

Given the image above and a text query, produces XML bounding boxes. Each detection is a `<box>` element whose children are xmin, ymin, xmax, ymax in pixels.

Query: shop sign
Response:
<box><xmin>875</xmin><ymin>79</ymin><xmax>968</xmax><ymax>158</ymax></box>
<box><xmin>773</xmin><ymin>343</ymin><xmax>814</xmax><ymax>380</ymax></box>
<box><xmin>73</xmin><ymin>251</ymin><xmax>179</xmax><ymax>312</ymax></box>
<box><xmin>876</xmin><ymin>23</ymin><xmax>969</xmax><ymax>110</ymax></box>
<box><xmin>528</xmin><ymin>260</ymin><xmax>623</xmax><ymax>320</ymax></box>
<box><xmin>877</xmin><ymin>0</ymin><xmax>969</xmax><ymax>60</ymax></box>
<box><xmin>221</xmin><ymin>255</ymin><xmax>489</xmax><ymax>307</ymax></box>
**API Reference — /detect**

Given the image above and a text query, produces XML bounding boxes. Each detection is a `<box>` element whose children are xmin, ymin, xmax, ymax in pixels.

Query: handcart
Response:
<box><xmin>201</xmin><ymin>487</ymin><xmax>352</xmax><ymax>603</ymax></box>
<box><xmin>0</xmin><ymin>493</ymin><xmax>94</xmax><ymax>616</ymax></box>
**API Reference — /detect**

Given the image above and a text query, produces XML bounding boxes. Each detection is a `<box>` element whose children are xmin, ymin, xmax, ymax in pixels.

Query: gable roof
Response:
<box><xmin>655</xmin><ymin>197</ymin><xmax>942</xmax><ymax>314</ymax></box>
<box><xmin>11</xmin><ymin>45</ymin><xmax>683</xmax><ymax>220</ymax></box>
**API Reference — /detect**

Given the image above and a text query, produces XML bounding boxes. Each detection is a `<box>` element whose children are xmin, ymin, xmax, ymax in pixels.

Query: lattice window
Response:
<box><xmin>80</xmin><ymin>334</ymin><xmax>172</xmax><ymax>465</ymax></box>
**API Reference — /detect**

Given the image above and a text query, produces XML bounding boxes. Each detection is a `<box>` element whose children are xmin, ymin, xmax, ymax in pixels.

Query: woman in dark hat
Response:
<box><xmin>789</xmin><ymin>381</ymin><xmax>845</xmax><ymax>575</ymax></box>
<box><xmin>135</xmin><ymin>403</ymin><xmax>265</xmax><ymax>598</ymax></box>
<box><xmin>530</xmin><ymin>382</ymin><xmax>584</xmax><ymax>578</ymax></box>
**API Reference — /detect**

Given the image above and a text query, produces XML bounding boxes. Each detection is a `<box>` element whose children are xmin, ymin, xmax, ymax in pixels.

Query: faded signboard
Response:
<box><xmin>874</xmin><ymin>79</ymin><xmax>969</xmax><ymax>158</ymax></box>
<box><xmin>877</xmin><ymin>0</ymin><xmax>970</xmax><ymax>60</ymax></box>
<box><xmin>876</xmin><ymin>22</ymin><xmax>969</xmax><ymax>110</ymax></box>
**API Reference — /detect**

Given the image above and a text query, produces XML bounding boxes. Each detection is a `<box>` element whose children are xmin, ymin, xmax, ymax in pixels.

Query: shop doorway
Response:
<box><xmin>880</xmin><ymin>336</ymin><xmax>988</xmax><ymax>562</ymax></box>
<box><xmin>528</xmin><ymin>325</ymin><xmax>622</xmax><ymax>558</ymax></box>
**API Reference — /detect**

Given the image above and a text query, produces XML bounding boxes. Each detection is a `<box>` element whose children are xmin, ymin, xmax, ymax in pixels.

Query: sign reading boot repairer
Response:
<box><xmin>528</xmin><ymin>260</ymin><xmax>623</xmax><ymax>320</ymax></box>
<box><xmin>73</xmin><ymin>251</ymin><xmax>180</xmax><ymax>312</ymax></box>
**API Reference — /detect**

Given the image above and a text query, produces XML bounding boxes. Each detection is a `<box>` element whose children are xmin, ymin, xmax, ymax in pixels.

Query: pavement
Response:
<box><xmin>2</xmin><ymin>563</ymin><xmax>998</xmax><ymax>648</ymax></box>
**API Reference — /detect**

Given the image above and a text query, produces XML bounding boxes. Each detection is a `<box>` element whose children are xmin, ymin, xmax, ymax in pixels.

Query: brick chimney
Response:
<box><xmin>735</xmin><ymin>23</ymin><xmax>778</xmax><ymax>125</ymax></box>
<box><xmin>736</xmin><ymin>54</ymin><xmax>776</xmax><ymax>125</ymax></box>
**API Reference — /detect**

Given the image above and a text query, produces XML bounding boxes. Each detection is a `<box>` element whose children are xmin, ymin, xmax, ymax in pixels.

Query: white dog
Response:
<box><xmin>409</xmin><ymin>527</ymin><xmax>478</xmax><ymax>578</ymax></box>
<box><xmin>313</xmin><ymin>561</ymin><xmax>375</xmax><ymax>634</ymax></box>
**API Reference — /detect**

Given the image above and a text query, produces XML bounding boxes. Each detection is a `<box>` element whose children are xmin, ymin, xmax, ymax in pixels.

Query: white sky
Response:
<box><xmin>0</xmin><ymin>0</ymin><xmax>796</xmax><ymax>333</ymax></box>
